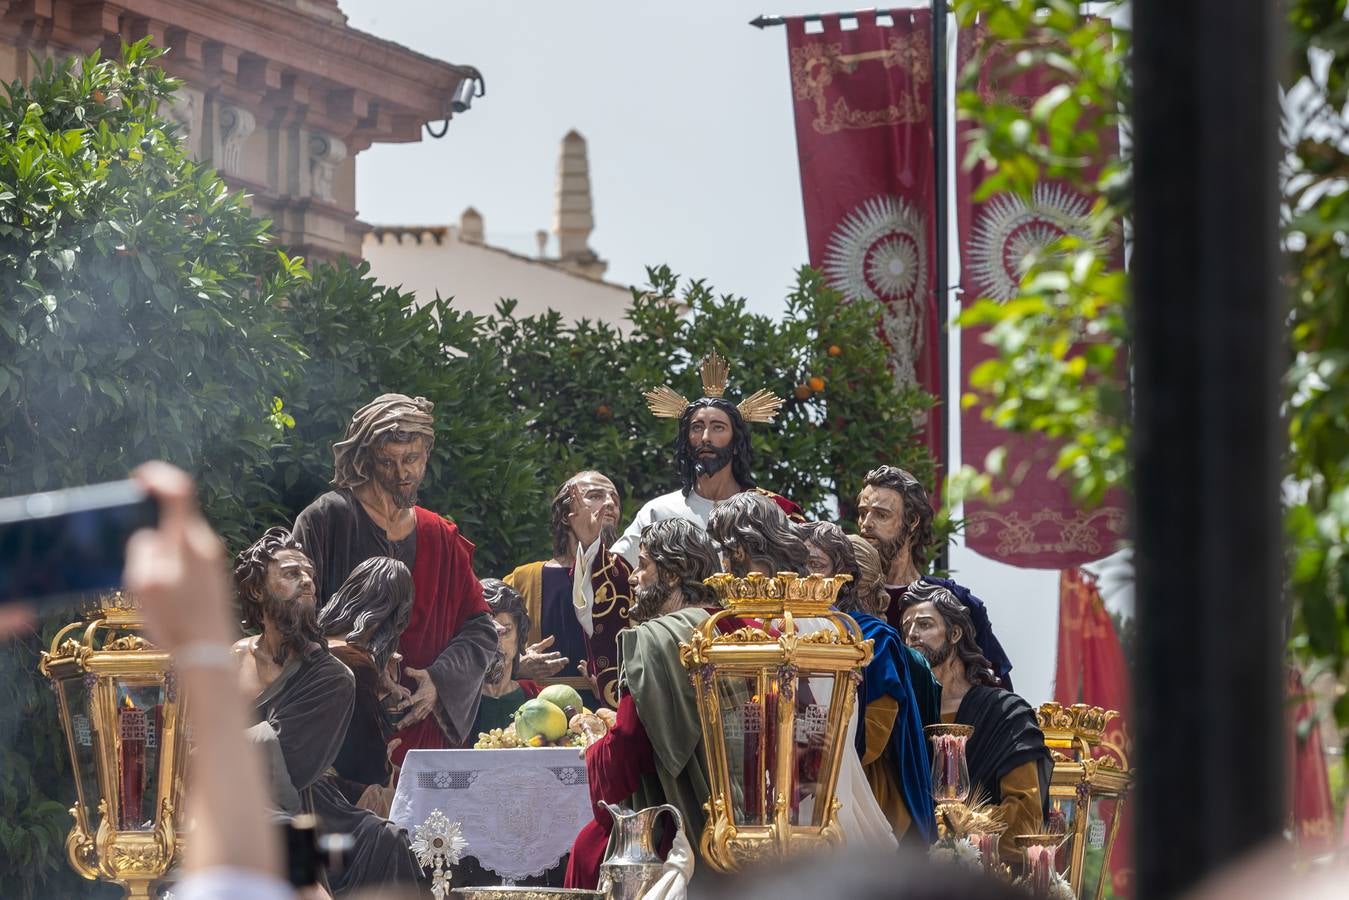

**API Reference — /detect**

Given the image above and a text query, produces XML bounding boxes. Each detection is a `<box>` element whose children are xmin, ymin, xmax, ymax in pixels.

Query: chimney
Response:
<box><xmin>459</xmin><ymin>207</ymin><xmax>484</xmax><ymax>245</ymax></box>
<box><xmin>552</xmin><ymin>130</ymin><xmax>607</xmax><ymax>278</ymax></box>
<box><xmin>535</xmin><ymin>229</ymin><xmax>549</xmax><ymax>258</ymax></box>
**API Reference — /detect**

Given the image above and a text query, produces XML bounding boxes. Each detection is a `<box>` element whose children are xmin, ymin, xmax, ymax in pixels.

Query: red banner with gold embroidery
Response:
<box><xmin>1056</xmin><ymin>568</ymin><xmax>1133</xmax><ymax>896</ymax></box>
<box><xmin>1287</xmin><ymin>668</ymin><xmax>1336</xmax><ymax>855</ymax></box>
<box><xmin>955</xmin><ymin>23</ymin><xmax>1127</xmax><ymax>567</ymax></box>
<box><xmin>785</xmin><ymin>10</ymin><xmax>942</xmax><ymax>462</ymax></box>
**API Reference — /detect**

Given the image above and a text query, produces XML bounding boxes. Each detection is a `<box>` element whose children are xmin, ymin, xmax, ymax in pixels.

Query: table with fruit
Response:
<box><xmin>473</xmin><ymin>683</ymin><xmax>617</xmax><ymax>749</ymax></box>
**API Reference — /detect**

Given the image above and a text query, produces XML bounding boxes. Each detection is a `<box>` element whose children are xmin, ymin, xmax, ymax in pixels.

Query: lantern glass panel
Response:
<box><xmin>788</xmin><ymin>672</ymin><xmax>837</xmax><ymax>827</ymax></box>
<box><xmin>58</xmin><ymin>678</ymin><xmax>103</xmax><ymax>829</ymax></box>
<box><xmin>114</xmin><ymin>680</ymin><xmax>166</xmax><ymax>831</ymax></box>
<box><xmin>715</xmin><ymin>672</ymin><xmax>774</xmax><ymax>827</ymax></box>
<box><xmin>1049</xmin><ymin>792</ymin><xmax>1076</xmax><ymax>832</ymax></box>
<box><xmin>1077</xmin><ymin>794</ymin><xmax>1119</xmax><ymax>896</ymax></box>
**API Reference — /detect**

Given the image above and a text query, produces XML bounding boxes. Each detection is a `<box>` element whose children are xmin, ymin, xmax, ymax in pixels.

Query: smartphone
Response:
<box><xmin>0</xmin><ymin>479</ymin><xmax>159</xmax><ymax>608</ymax></box>
<box><xmin>284</xmin><ymin>813</ymin><xmax>323</xmax><ymax>888</ymax></box>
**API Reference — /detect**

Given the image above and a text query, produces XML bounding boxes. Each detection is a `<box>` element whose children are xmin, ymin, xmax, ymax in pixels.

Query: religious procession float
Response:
<box><xmin>39</xmin><ymin>575</ymin><xmax>1130</xmax><ymax>900</ymax></box>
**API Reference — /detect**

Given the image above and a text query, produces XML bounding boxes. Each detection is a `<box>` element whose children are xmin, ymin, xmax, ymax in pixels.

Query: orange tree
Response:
<box><xmin>484</xmin><ymin>264</ymin><xmax>937</xmax><ymax>551</ymax></box>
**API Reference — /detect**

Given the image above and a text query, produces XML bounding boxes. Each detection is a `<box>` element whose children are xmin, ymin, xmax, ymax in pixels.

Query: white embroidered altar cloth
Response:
<box><xmin>391</xmin><ymin>748</ymin><xmax>592</xmax><ymax>882</ymax></box>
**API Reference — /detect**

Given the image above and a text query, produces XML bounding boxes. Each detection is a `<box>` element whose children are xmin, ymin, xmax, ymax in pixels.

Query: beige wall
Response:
<box><xmin>362</xmin><ymin>229</ymin><xmax>633</xmax><ymax>327</ymax></box>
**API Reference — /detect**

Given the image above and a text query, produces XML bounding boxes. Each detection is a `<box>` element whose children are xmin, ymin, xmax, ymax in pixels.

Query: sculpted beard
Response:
<box><xmin>914</xmin><ymin>635</ymin><xmax>953</xmax><ymax>669</ymax></box>
<box><xmin>262</xmin><ymin>585</ymin><xmax>320</xmax><ymax>661</ymax></box>
<box><xmin>630</xmin><ymin>580</ymin><xmax>673</xmax><ymax>623</ymax></box>
<box><xmin>693</xmin><ymin>443</ymin><xmax>734</xmax><ymax>478</ymax></box>
<box><xmin>864</xmin><ymin>531</ymin><xmax>906</xmax><ymax>577</ymax></box>
<box><xmin>375</xmin><ymin>467</ymin><xmax>422</xmax><ymax>509</ymax></box>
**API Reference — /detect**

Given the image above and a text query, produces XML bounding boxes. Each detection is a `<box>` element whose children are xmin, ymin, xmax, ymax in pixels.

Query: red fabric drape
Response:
<box><xmin>1055</xmin><ymin>569</ymin><xmax>1132</xmax><ymax>896</ymax></box>
<box><xmin>565</xmin><ymin>693</ymin><xmax>656</xmax><ymax>889</ymax></box>
<box><xmin>785</xmin><ymin>10</ymin><xmax>943</xmax><ymax>467</ymax></box>
<box><xmin>1287</xmin><ymin>668</ymin><xmax>1336</xmax><ymax>855</ymax></box>
<box><xmin>955</xmin><ymin>23</ymin><xmax>1127</xmax><ymax>568</ymax></box>
<box><xmin>392</xmin><ymin>507</ymin><xmax>490</xmax><ymax>764</ymax></box>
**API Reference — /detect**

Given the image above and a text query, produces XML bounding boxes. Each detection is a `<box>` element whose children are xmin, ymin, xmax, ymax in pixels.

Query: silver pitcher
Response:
<box><xmin>596</xmin><ymin>801</ymin><xmax>683</xmax><ymax>900</ymax></box>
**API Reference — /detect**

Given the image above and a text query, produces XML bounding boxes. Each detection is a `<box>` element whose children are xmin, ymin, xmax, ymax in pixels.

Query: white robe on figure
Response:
<box><xmin>789</xmin><ymin>616</ymin><xmax>901</xmax><ymax>852</ymax></box>
<box><xmin>611</xmin><ymin>488</ymin><xmax>724</xmax><ymax>565</ymax></box>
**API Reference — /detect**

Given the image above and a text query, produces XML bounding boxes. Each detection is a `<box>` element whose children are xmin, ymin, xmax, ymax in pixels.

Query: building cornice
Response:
<box><xmin>0</xmin><ymin>0</ymin><xmax>474</xmax><ymax>150</ymax></box>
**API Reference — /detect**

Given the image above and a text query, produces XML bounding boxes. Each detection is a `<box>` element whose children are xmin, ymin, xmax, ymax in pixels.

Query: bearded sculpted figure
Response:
<box><xmin>899</xmin><ymin>582</ymin><xmax>1053</xmax><ymax>864</ymax></box>
<box><xmin>610</xmin><ymin>352</ymin><xmax>804</xmax><ymax>566</ymax></box>
<box><xmin>292</xmin><ymin>394</ymin><xmax>496</xmax><ymax>760</ymax></box>
<box><xmin>503</xmin><ymin>471</ymin><xmax>629</xmax><ymax>708</ymax></box>
<box><xmin>233</xmin><ymin>530</ymin><xmax>423</xmax><ymax>894</ymax></box>
<box><xmin>856</xmin><ymin>465</ymin><xmax>1015</xmax><ymax>689</ymax></box>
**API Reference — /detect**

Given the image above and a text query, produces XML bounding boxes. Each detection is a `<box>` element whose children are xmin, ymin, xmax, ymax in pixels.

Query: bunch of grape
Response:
<box><xmin>473</xmin><ymin>725</ymin><xmax>522</xmax><ymax>749</ymax></box>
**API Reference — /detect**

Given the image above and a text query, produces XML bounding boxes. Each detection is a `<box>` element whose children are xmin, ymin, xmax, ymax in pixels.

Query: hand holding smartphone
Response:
<box><xmin>0</xmin><ymin>479</ymin><xmax>159</xmax><ymax>610</ymax></box>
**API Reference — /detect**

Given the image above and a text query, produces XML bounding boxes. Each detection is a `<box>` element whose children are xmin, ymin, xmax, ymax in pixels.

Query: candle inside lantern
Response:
<box><xmin>118</xmin><ymin>694</ymin><xmax>146</xmax><ymax>830</ymax></box>
<box><xmin>763</xmin><ymin>688</ymin><xmax>779</xmax><ymax>823</ymax></box>
<box><xmin>743</xmin><ymin>695</ymin><xmax>761</xmax><ymax>822</ymax></box>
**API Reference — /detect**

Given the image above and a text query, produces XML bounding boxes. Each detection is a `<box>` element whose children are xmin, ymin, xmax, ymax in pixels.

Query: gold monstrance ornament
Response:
<box><xmin>679</xmin><ymin>572</ymin><xmax>872</xmax><ymax>871</ymax></box>
<box><xmin>642</xmin><ymin>350</ymin><xmax>785</xmax><ymax>424</ymax></box>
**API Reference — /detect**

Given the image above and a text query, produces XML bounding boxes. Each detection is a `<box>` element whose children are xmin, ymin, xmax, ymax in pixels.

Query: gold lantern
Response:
<box><xmin>679</xmin><ymin>572</ymin><xmax>871</xmax><ymax>872</ymax></box>
<box><xmin>38</xmin><ymin>592</ymin><xmax>188</xmax><ymax>899</ymax></box>
<box><xmin>1036</xmin><ymin>702</ymin><xmax>1132</xmax><ymax>900</ymax></box>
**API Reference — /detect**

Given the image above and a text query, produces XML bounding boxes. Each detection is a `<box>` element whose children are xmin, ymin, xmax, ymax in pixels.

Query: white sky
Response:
<box><xmin>343</xmin><ymin>1</ymin><xmax>1134</xmax><ymax>706</ymax></box>
<box><xmin>344</xmin><ymin>0</ymin><xmax>824</xmax><ymax>316</ymax></box>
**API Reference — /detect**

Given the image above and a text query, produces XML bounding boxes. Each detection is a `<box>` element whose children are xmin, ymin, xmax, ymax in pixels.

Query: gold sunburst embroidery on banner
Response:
<box><xmin>790</xmin><ymin>34</ymin><xmax>930</xmax><ymax>135</ymax></box>
<box><xmin>964</xmin><ymin>507</ymin><xmax>1127</xmax><ymax>558</ymax></box>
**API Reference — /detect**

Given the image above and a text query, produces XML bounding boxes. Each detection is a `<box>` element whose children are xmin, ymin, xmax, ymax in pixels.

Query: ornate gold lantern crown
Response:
<box><xmin>1037</xmin><ymin>701</ymin><xmax>1121</xmax><ymax>759</ymax></box>
<box><xmin>702</xmin><ymin>571</ymin><xmax>852</xmax><ymax>618</ymax></box>
<box><xmin>642</xmin><ymin>350</ymin><xmax>785</xmax><ymax>424</ymax></box>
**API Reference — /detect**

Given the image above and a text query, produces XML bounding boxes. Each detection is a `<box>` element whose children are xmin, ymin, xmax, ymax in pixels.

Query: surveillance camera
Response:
<box><xmin>450</xmin><ymin>78</ymin><xmax>477</xmax><ymax>114</ymax></box>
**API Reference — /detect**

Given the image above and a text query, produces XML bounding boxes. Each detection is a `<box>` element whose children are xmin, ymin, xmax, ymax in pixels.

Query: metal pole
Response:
<box><xmin>750</xmin><ymin>9</ymin><xmax>884</xmax><ymax>28</ymax></box>
<box><xmin>1131</xmin><ymin>0</ymin><xmax>1284</xmax><ymax>895</ymax></box>
<box><xmin>930</xmin><ymin>0</ymin><xmax>950</xmax><ymax>563</ymax></box>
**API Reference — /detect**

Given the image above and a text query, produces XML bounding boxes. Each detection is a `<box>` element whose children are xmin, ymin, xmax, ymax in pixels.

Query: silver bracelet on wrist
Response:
<box><xmin>174</xmin><ymin>641</ymin><xmax>236</xmax><ymax>671</ymax></box>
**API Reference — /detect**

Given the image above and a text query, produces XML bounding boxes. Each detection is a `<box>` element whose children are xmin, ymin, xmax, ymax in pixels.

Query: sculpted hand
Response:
<box><xmin>516</xmin><ymin>634</ymin><xmax>569</xmax><ymax>680</ymax></box>
<box><xmin>383</xmin><ymin>677</ymin><xmax>413</xmax><ymax>712</ymax></box>
<box><xmin>577</xmin><ymin>660</ymin><xmax>603</xmax><ymax>699</ymax></box>
<box><xmin>568</xmin><ymin>484</ymin><xmax>605</xmax><ymax>550</ymax></box>
<box><xmin>400</xmin><ymin>667</ymin><xmax>437</xmax><ymax>727</ymax></box>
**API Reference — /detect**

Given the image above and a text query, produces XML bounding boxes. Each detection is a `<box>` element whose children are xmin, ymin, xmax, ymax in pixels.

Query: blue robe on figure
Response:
<box><xmin>853</xmin><ymin>610</ymin><xmax>938</xmax><ymax>843</ymax></box>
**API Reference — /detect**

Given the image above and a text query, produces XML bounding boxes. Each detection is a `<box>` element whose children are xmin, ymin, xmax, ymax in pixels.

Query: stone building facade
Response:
<box><xmin>0</xmin><ymin>0</ymin><xmax>476</xmax><ymax>259</ymax></box>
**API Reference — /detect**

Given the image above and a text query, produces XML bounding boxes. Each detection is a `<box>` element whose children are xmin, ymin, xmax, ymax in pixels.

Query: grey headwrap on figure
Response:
<box><xmin>331</xmin><ymin>394</ymin><xmax>436</xmax><ymax>489</ymax></box>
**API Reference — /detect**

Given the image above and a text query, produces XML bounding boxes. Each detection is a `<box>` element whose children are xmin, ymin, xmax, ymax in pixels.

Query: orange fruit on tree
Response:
<box><xmin>793</xmin><ymin>384</ymin><xmax>812</xmax><ymax>400</ymax></box>
<box><xmin>808</xmin><ymin>376</ymin><xmax>827</xmax><ymax>392</ymax></box>
<box><xmin>827</xmin><ymin>345</ymin><xmax>843</xmax><ymax>357</ymax></box>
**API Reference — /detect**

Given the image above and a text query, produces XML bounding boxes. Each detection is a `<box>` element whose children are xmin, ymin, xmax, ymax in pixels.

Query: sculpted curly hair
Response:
<box><xmin>480</xmin><ymin>578</ymin><xmax>531</xmax><ymax>678</ymax></box>
<box><xmin>233</xmin><ymin>527</ymin><xmax>323</xmax><ymax>664</ymax></box>
<box><xmin>316</xmin><ymin>556</ymin><xmax>414</xmax><ymax>669</ymax></box>
<box><xmin>707</xmin><ymin>492</ymin><xmax>810</xmax><ymax>576</ymax></box>
<box><xmin>639</xmin><ymin>518</ymin><xmax>722</xmax><ymax>608</ymax></box>
<box><xmin>801</xmin><ymin>521</ymin><xmax>861</xmax><ymax>611</ymax></box>
<box><xmin>862</xmin><ymin>465</ymin><xmax>936</xmax><ymax>570</ymax></box>
<box><xmin>897</xmin><ymin>580</ymin><xmax>996</xmax><ymax>687</ymax></box>
<box><xmin>847</xmin><ymin>535</ymin><xmax>891</xmax><ymax>616</ymax></box>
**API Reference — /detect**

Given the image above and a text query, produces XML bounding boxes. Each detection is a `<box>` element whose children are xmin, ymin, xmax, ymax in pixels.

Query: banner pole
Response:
<box><xmin>930</xmin><ymin>0</ymin><xmax>950</xmax><ymax>571</ymax></box>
